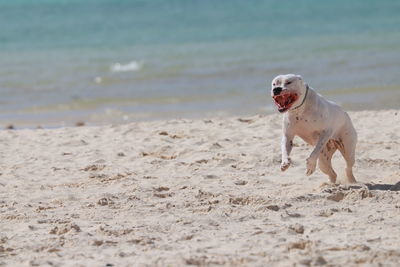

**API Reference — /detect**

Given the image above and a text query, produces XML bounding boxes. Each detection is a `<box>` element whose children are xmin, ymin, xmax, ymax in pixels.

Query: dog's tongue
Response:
<box><xmin>273</xmin><ymin>93</ymin><xmax>298</xmax><ymax>110</ymax></box>
<box><xmin>273</xmin><ymin>94</ymin><xmax>290</xmax><ymax>108</ymax></box>
<box><xmin>274</xmin><ymin>95</ymin><xmax>287</xmax><ymax>108</ymax></box>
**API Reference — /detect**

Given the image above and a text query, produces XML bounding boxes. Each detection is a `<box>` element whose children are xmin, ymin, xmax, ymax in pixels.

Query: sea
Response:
<box><xmin>1</xmin><ymin>0</ymin><xmax>399</xmax><ymax>127</ymax></box>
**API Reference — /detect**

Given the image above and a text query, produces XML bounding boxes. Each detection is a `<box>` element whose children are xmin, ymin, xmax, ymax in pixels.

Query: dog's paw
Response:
<box><xmin>281</xmin><ymin>158</ymin><xmax>291</xmax><ymax>172</ymax></box>
<box><xmin>305</xmin><ymin>157</ymin><xmax>316</xmax><ymax>176</ymax></box>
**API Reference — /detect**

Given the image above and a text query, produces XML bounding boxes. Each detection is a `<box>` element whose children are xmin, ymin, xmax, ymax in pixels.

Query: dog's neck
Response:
<box><xmin>290</xmin><ymin>84</ymin><xmax>309</xmax><ymax>111</ymax></box>
<box><xmin>289</xmin><ymin>84</ymin><xmax>312</xmax><ymax>114</ymax></box>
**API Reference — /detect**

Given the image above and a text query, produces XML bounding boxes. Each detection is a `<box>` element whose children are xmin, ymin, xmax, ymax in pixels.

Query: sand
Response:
<box><xmin>0</xmin><ymin>110</ymin><xmax>399</xmax><ymax>266</ymax></box>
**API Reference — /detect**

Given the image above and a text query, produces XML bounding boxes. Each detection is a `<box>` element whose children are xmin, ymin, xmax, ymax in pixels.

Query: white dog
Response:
<box><xmin>271</xmin><ymin>74</ymin><xmax>357</xmax><ymax>183</ymax></box>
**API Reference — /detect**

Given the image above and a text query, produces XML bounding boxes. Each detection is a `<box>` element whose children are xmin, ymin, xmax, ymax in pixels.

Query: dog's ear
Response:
<box><xmin>296</xmin><ymin>75</ymin><xmax>303</xmax><ymax>81</ymax></box>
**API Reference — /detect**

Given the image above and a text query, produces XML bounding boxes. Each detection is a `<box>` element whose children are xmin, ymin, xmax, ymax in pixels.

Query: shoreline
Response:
<box><xmin>1</xmin><ymin>84</ymin><xmax>399</xmax><ymax>130</ymax></box>
<box><xmin>1</xmin><ymin>109</ymin><xmax>399</xmax><ymax>266</ymax></box>
<box><xmin>1</xmin><ymin>99</ymin><xmax>399</xmax><ymax>130</ymax></box>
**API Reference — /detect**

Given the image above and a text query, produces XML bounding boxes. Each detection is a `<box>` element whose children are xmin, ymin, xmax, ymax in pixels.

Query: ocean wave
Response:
<box><xmin>110</xmin><ymin>61</ymin><xmax>144</xmax><ymax>72</ymax></box>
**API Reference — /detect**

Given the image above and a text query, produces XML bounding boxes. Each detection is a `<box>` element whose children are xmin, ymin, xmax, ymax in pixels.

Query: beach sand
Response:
<box><xmin>0</xmin><ymin>110</ymin><xmax>399</xmax><ymax>266</ymax></box>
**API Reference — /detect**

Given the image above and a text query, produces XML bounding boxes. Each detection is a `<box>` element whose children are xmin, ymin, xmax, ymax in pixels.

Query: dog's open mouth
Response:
<box><xmin>273</xmin><ymin>93</ymin><xmax>298</xmax><ymax>113</ymax></box>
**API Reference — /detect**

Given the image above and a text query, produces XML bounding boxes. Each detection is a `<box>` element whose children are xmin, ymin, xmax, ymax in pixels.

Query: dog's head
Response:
<box><xmin>271</xmin><ymin>74</ymin><xmax>306</xmax><ymax>113</ymax></box>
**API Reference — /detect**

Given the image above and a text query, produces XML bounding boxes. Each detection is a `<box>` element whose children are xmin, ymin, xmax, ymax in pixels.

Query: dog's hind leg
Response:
<box><xmin>342</xmin><ymin>142</ymin><xmax>357</xmax><ymax>184</ymax></box>
<box><xmin>337</xmin><ymin>126</ymin><xmax>357</xmax><ymax>183</ymax></box>
<box><xmin>318</xmin><ymin>142</ymin><xmax>337</xmax><ymax>183</ymax></box>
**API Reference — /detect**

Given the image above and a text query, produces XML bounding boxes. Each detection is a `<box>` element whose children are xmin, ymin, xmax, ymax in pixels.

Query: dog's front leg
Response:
<box><xmin>281</xmin><ymin>132</ymin><xmax>294</xmax><ymax>172</ymax></box>
<box><xmin>306</xmin><ymin>129</ymin><xmax>333</xmax><ymax>176</ymax></box>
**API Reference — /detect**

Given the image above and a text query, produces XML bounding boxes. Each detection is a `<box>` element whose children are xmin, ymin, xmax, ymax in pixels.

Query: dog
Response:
<box><xmin>271</xmin><ymin>74</ymin><xmax>357</xmax><ymax>183</ymax></box>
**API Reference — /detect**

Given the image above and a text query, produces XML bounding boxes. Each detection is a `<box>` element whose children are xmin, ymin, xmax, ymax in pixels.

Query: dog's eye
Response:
<box><xmin>285</xmin><ymin>81</ymin><xmax>292</xmax><ymax>85</ymax></box>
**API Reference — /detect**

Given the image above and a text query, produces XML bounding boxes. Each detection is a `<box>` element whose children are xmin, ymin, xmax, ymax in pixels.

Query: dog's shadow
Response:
<box><xmin>324</xmin><ymin>182</ymin><xmax>400</xmax><ymax>192</ymax></box>
<box><xmin>364</xmin><ymin>182</ymin><xmax>400</xmax><ymax>191</ymax></box>
<box><xmin>339</xmin><ymin>182</ymin><xmax>400</xmax><ymax>191</ymax></box>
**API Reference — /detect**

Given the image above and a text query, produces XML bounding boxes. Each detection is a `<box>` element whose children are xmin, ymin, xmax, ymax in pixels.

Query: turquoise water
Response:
<box><xmin>0</xmin><ymin>0</ymin><xmax>399</xmax><ymax>127</ymax></box>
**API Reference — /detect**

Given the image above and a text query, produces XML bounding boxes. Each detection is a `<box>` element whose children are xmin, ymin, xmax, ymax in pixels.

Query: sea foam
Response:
<box><xmin>110</xmin><ymin>61</ymin><xmax>143</xmax><ymax>72</ymax></box>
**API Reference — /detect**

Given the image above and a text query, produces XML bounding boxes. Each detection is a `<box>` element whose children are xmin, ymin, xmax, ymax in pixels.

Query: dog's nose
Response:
<box><xmin>273</xmin><ymin>87</ymin><xmax>282</xmax><ymax>96</ymax></box>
